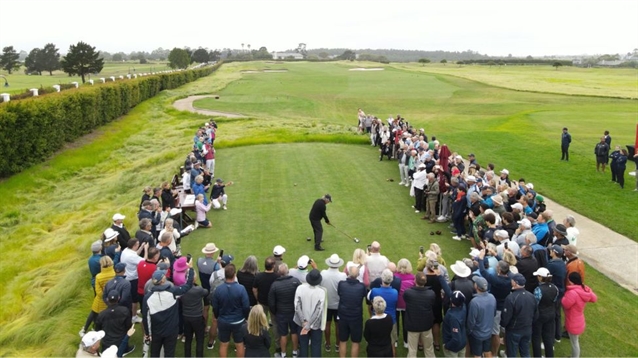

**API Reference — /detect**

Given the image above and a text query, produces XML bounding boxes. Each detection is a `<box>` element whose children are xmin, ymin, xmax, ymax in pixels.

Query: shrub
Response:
<box><xmin>0</xmin><ymin>62</ymin><xmax>222</xmax><ymax>176</ymax></box>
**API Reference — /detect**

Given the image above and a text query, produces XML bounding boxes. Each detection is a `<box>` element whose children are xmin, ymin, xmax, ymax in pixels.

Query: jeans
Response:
<box><xmin>532</xmin><ymin>316</ymin><xmax>555</xmax><ymax>357</ymax></box>
<box><xmin>505</xmin><ymin>330</ymin><xmax>531</xmax><ymax>357</ymax></box>
<box><xmin>151</xmin><ymin>333</ymin><xmax>178</xmax><ymax>357</ymax></box>
<box><xmin>183</xmin><ymin>315</ymin><xmax>206</xmax><ymax>357</ymax></box>
<box><xmin>297</xmin><ymin>327</ymin><xmax>322</xmax><ymax>357</ymax></box>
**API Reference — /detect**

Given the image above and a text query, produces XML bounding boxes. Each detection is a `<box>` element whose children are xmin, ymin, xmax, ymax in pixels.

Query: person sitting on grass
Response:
<box><xmin>211</xmin><ymin>178</ymin><xmax>233</xmax><ymax>210</ymax></box>
<box><xmin>195</xmin><ymin>194</ymin><xmax>213</xmax><ymax>228</ymax></box>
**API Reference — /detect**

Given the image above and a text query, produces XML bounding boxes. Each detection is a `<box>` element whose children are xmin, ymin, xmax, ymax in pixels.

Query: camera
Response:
<box><xmin>419</xmin><ymin>246</ymin><xmax>424</xmax><ymax>254</ymax></box>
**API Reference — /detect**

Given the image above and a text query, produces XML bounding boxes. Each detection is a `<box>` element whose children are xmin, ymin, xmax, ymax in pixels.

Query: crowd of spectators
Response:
<box><xmin>77</xmin><ymin>114</ymin><xmax>600</xmax><ymax>358</ymax></box>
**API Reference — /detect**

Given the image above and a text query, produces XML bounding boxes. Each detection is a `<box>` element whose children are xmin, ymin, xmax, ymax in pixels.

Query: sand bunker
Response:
<box><xmin>349</xmin><ymin>68</ymin><xmax>385</xmax><ymax>71</ymax></box>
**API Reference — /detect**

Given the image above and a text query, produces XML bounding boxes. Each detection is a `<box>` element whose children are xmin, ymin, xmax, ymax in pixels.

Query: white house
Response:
<box><xmin>271</xmin><ymin>52</ymin><xmax>303</xmax><ymax>60</ymax></box>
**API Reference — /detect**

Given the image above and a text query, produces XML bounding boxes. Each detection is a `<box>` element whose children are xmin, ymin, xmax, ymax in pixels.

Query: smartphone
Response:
<box><xmin>419</xmin><ymin>246</ymin><xmax>424</xmax><ymax>254</ymax></box>
<box><xmin>218</xmin><ymin>249</ymin><xmax>224</xmax><ymax>258</ymax></box>
<box><xmin>504</xmin><ymin>242</ymin><xmax>508</xmax><ymax>250</ymax></box>
<box><xmin>186</xmin><ymin>254</ymin><xmax>192</xmax><ymax>263</ymax></box>
<box><xmin>367</xmin><ymin>244</ymin><xmax>372</xmax><ymax>252</ymax></box>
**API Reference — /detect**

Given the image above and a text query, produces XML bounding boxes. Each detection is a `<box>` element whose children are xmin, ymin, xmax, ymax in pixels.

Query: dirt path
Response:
<box><xmin>173</xmin><ymin>95</ymin><xmax>245</xmax><ymax>118</ymax></box>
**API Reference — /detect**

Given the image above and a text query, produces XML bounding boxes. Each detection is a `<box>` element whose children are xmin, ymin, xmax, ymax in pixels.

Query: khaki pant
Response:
<box><xmin>443</xmin><ymin>347</ymin><xmax>466</xmax><ymax>357</ymax></box>
<box><xmin>425</xmin><ymin>198</ymin><xmax>438</xmax><ymax>220</ymax></box>
<box><xmin>407</xmin><ymin>330</ymin><xmax>434</xmax><ymax>358</ymax></box>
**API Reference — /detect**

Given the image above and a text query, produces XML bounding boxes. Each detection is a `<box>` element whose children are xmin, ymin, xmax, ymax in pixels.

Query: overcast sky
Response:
<box><xmin>1</xmin><ymin>0</ymin><xmax>636</xmax><ymax>57</ymax></box>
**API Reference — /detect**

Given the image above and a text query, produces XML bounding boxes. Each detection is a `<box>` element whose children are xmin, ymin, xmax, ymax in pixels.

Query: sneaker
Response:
<box><xmin>78</xmin><ymin>328</ymin><xmax>85</xmax><ymax>338</ymax></box>
<box><xmin>194</xmin><ymin>221</ymin><xmax>199</xmax><ymax>230</ymax></box>
<box><xmin>399</xmin><ymin>181</ymin><xmax>405</xmax><ymax>185</ymax></box>
<box><xmin>405</xmin><ymin>183</ymin><xmax>409</xmax><ymax>187</ymax></box>
<box><xmin>415</xmin><ymin>210</ymin><xmax>420</xmax><ymax>213</ymax></box>
<box><xmin>292</xmin><ymin>350</ymin><xmax>298</xmax><ymax>358</ymax></box>
<box><xmin>452</xmin><ymin>236</ymin><xmax>462</xmax><ymax>241</ymax></box>
<box><xmin>555</xmin><ymin>338</ymin><xmax>561</xmax><ymax>343</ymax></box>
<box><xmin>207</xmin><ymin>340</ymin><xmax>216</xmax><ymax>350</ymax></box>
<box><xmin>136</xmin><ymin>309</ymin><xmax>141</xmax><ymax>315</ymax></box>
<box><xmin>223</xmin><ymin>205</ymin><xmax>227</xmax><ymax>210</ymax></box>
<box><xmin>334</xmin><ymin>344</ymin><xmax>339</xmax><ymax>353</ymax></box>
<box><xmin>274</xmin><ymin>353</ymin><xmax>282</xmax><ymax>358</ymax></box>
<box><xmin>499</xmin><ymin>350</ymin><xmax>507</xmax><ymax>358</ymax></box>
<box><xmin>181</xmin><ymin>334</ymin><xmax>186</xmax><ymax>343</ymax></box>
<box><xmin>394</xmin><ymin>341</ymin><xmax>398</xmax><ymax>348</ymax></box>
<box><xmin>205</xmin><ymin>325</ymin><xmax>210</xmax><ymax>333</ymax></box>
<box><xmin>404</xmin><ymin>341</ymin><xmax>409</xmax><ymax>348</ymax></box>
<box><xmin>132</xmin><ymin>316</ymin><xmax>143</xmax><ymax>324</ymax></box>
<box><xmin>123</xmin><ymin>345</ymin><xmax>136</xmax><ymax>357</ymax></box>
<box><xmin>325</xmin><ymin>344</ymin><xmax>331</xmax><ymax>352</ymax></box>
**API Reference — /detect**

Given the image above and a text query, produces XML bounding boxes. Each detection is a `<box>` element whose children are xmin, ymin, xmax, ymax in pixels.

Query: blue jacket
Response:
<box><xmin>501</xmin><ymin>287</ymin><xmax>538</xmax><ymax>334</ymax></box>
<box><xmin>337</xmin><ymin>278</ymin><xmax>367</xmax><ymax>321</ymax></box>
<box><xmin>89</xmin><ymin>254</ymin><xmax>102</xmax><ymax>288</ymax></box>
<box><xmin>369</xmin><ymin>286</ymin><xmax>398</xmax><ymax>324</ymax></box>
<box><xmin>467</xmin><ymin>292</ymin><xmax>496</xmax><ymax>340</ymax></box>
<box><xmin>103</xmin><ymin>275</ymin><xmax>132</xmax><ymax>309</ymax></box>
<box><xmin>478</xmin><ymin>259</ymin><xmax>512</xmax><ymax>311</ymax></box>
<box><xmin>143</xmin><ymin>268</ymin><xmax>194</xmax><ymax>337</ymax></box>
<box><xmin>213</xmin><ymin>281</ymin><xmax>250</xmax><ymax>323</ymax></box>
<box><xmin>192</xmin><ymin>183</ymin><xmax>208</xmax><ymax>205</ymax></box>
<box><xmin>562</xmin><ymin>132</ymin><xmax>571</xmax><ymax>146</ymax></box>
<box><xmin>443</xmin><ymin>305</ymin><xmax>467</xmax><ymax>353</ymax></box>
<box><xmin>546</xmin><ymin>258</ymin><xmax>567</xmax><ymax>295</ymax></box>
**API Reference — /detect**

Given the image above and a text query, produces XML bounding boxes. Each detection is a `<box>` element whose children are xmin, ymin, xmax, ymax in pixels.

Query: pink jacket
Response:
<box><xmin>395</xmin><ymin>273</ymin><xmax>416</xmax><ymax>310</ymax></box>
<box><xmin>562</xmin><ymin>284</ymin><xmax>597</xmax><ymax>335</ymax></box>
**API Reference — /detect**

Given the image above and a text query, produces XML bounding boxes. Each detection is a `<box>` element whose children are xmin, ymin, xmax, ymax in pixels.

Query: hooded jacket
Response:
<box><xmin>562</xmin><ymin>284</ymin><xmax>597</xmax><ymax>335</ymax></box>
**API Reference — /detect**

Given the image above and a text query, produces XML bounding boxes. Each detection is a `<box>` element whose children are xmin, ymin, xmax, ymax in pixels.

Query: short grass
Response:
<box><xmin>0</xmin><ymin>62</ymin><xmax>637</xmax><ymax>356</ymax></box>
<box><xmin>0</xmin><ymin>61</ymin><xmax>171</xmax><ymax>94</ymax></box>
<box><xmin>392</xmin><ymin>63</ymin><xmax>638</xmax><ymax>99</ymax></box>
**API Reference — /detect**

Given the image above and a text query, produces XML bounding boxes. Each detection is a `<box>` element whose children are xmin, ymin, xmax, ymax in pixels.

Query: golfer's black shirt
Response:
<box><xmin>309</xmin><ymin>199</ymin><xmax>328</xmax><ymax>222</ymax></box>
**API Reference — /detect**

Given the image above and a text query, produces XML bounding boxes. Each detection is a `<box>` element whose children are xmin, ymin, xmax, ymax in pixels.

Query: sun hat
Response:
<box><xmin>82</xmin><ymin>330</ymin><xmax>105</xmax><ymax>347</ymax></box>
<box><xmin>112</xmin><ymin>213</ymin><xmax>125</xmax><ymax>221</ymax></box>
<box><xmin>201</xmin><ymin>243</ymin><xmax>219</xmax><ymax>254</ymax></box>
<box><xmin>174</xmin><ymin>257</ymin><xmax>188</xmax><ymax>272</ymax></box>
<box><xmin>491</xmin><ymin>195</ymin><xmax>504</xmax><ymax>206</ymax></box>
<box><xmin>533</xmin><ymin>267</ymin><xmax>551</xmax><ymax>277</ymax></box>
<box><xmin>451</xmin><ymin>260</ymin><xmax>471</xmax><ymax>278</ymax></box>
<box><xmin>325</xmin><ymin>254</ymin><xmax>344</xmax><ymax>268</ymax></box>
<box><xmin>297</xmin><ymin>255</ymin><xmax>310</xmax><ymax>269</ymax></box>
<box><xmin>306</xmin><ymin>269</ymin><xmax>323</xmax><ymax>286</ymax></box>
<box><xmin>273</xmin><ymin>245</ymin><xmax>286</xmax><ymax>256</ymax></box>
<box><xmin>554</xmin><ymin>224</ymin><xmax>568</xmax><ymax>236</ymax></box>
<box><xmin>103</xmin><ymin>228</ymin><xmax>119</xmax><ymax>242</ymax></box>
<box><xmin>472</xmin><ymin>276</ymin><xmax>488</xmax><ymax>291</ymax></box>
<box><xmin>91</xmin><ymin>240</ymin><xmax>102</xmax><ymax>252</ymax></box>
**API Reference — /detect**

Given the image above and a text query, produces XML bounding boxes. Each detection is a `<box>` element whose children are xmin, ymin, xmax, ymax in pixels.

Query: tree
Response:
<box><xmin>139</xmin><ymin>57</ymin><xmax>148</xmax><ymax>64</ymax></box>
<box><xmin>337</xmin><ymin>50</ymin><xmax>356</xmax><ymax>61</ymax></box>
<box><xmin>252</xmin><ymin>46</ymin><xmax>272</xmax><ymax>60</ymax></box>
<box><xmin>553</xmin><ymin>61</ymin><xmax>563</xmax><ymax>70</ymax></box>
<box><xmin>0</xmin><ymin>46</ymin><xmax>21</xmax><ymax>74</ymax></box>
<box><xmin>24</xmin><ymin>48</ymin><xmax>44</xmax><ymax>75</ymax></box>
<box><xmin>191</xmin><ymin>48</ymin><xmax>210</xmax><ymax>63</ymax></box>
<box><xmin>440</xmin><ymin>59</ymin><xmax>447</xmax><ymax>65</ymax></box>
<box><xmin>241</xmin><ymin>43</ymin><xmax>245</xmax><ymax>52</ymax></box>
<box><xmin>208</xmin><ymin>49</ymin><xmax>221</xmax><ymax>62</ymax></box>
<box><xmin>112</xmin><ymin>53</ymin><xmax>125</xmax><ymax>62</ymax></box>
<box><xmin>487</xmin><ymin>60</ymin><xmax>496</xmax><ymax>67</ymax></box>
<box><xmin>40</xmin><ymin>43</ymin><xmax>61</xmax><ymax>75</ymax></box>
<box><xmin>295</xmin><ymin>43</ymin><xmax>307</xmax><ymax>59</ymax></box>
<box><xmin>418</xmin><ymin>58</ymin><xmax>430</xmax><ymax>66</ymax></box>
<box><xmin>318</xmin><ymin>52</ymin><xmax>329</xmax><ymax>59</ymax></box>
<box><xmin>168</xmin><ymin>48</ymin><xmax>190</xmax><ymax>69</ymax></box>
<box><xmin>60</xmin><ymin>41</ymin><xmax>104</xmax><ymax>83</ymax></box>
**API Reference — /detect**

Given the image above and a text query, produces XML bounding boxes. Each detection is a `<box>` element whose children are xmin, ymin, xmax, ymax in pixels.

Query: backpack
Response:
<box><xmin>207</xmin><ymin>263</ymin><xmax>224</xmax><ymax>304</ymax></box>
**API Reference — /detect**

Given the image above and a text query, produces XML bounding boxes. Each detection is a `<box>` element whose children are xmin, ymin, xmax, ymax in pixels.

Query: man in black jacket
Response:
<box><xmin>308</xmin><ymin>194</ymin><xmax>332</xmax><ymax>251</ymax></box>
<box><xmin>337</xmin><ymin>266</ymin><xmax>367</xmax><ymax>358</ymax></box>
<box><xmin>268</xmin><ymin>263</ymin><xmax>302</xmax><ymax>358</ymax></box>
<box><xmin>501</xmin><ymin>274</ymin><xmax>538</xmax><ymax>358</ymax></box>
<box><xmin>403</xmin><ymin>272</ymin><xmax>436</xmax><ymax>357</ymax></box>
<box><xmin>111</xmin><ymin>213</ymin><xmax>132</xmax><ymax>250</ymax></box>
<box><xmin>516</xmin><ymin>245</ymin><xmax>539</xmax><ymax>293</ymax></box>
<box><xmin>95</xmin><ymin>290</ymin><xmax>134</xmax><ymax>356</ymax></box>
<box><xmin>181</xmin><ymin>282</ymin><xmax>209</xmax><ymax>357</ymax></box>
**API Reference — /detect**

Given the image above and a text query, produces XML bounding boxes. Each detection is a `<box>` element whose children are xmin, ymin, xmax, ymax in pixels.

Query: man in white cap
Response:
<box><xmin>111</xmin><ymin>213</ymin><xmax>131</xmax><ymax>250</ymax></box>
<box><xmin>76</xmin><ymin>330</ymin><xmax>105</xmax><ymax>357</ymax></box>
<box><xmin>494</xmin><ymin>229</ymin><xmax>520</xmax><ymax>258</ymax></box>
<box><xmin>273</xmin><ymin>245</ymin><xmax>286</xmax><ymax>273</ymax></box>
<box><xmin>290</xmin><ymin>255</ymin><xmax>318</xmax><ymax>283</ymax></box>
<box><xmin>466</xmin><ymin>176</ymin><xmax>479</xmax><ymax>208</ymax></box>
<box><xmin>412</xmin><ymin>163</ymin><xmax>427</xmax><ymax>213</ymax></box>
<box><xmin>321</xmin><ymin>254</ymin><xmax>347</xmax><ymax>353</ymax></box>
<box><xmin>513</xmin><ymin>218</ymin><xmax>532</xmax><ymax>247</ymax></box>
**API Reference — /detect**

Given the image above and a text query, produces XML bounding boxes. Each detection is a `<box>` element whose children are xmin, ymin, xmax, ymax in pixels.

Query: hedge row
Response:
<box><xmin>0</xmin><ymin>63</ymin><xmax>222</xmax><ymax>177</ymax></box>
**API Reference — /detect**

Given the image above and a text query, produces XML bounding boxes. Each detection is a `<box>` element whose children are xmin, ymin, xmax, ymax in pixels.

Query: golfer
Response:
<box><xmin>308</xmin><ymin>194</ymin><xmax>332</xmax><ymax>251</ymax></box>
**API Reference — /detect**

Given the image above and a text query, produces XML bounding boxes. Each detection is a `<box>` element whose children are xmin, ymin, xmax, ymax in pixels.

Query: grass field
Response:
<box><xmin>0</xmin><ymin>61</ymin><xmax>171</xmax><ymax>94</ymax></box>
<box><xmin>0</xmin><ymin>61</ymin><xmax>637</xmax><ymax>357</ymax></box>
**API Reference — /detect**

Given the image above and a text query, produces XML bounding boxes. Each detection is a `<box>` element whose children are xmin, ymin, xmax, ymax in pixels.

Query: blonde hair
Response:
<box><xmin>352</xmin><ymin>248</ymin><xmax>367</xmax><ymax>265</ymax></box>
<box><xmin>397</xmin><ymin>258</ymin><xmax>412</xmax><ymax>274</ymax></box>
<box><xmin>247</xmin><ymin>305</ymin><xmax>269</xmax><ymax>336</ymax></box>
<box><xmin>165</xmin><ymin>218</ymin><xmax>174</xmax><ymax>230</ymax></box>
<box><xmin>100</xmin><ymin>256</ymin><xmax>113</xmax><ymax>268</ymax></box>
<box><xmin>429</xmin><ymin>244</ymin><xmax>446</xmax><ymax>266</ymax></box>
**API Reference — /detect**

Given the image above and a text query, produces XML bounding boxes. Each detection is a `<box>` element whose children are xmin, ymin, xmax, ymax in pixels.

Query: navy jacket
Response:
<box><xmin>546</xmin><ymin>258</ymin><xmax>567</xmax><ymax>296</ymax></box>
<box><xmin>337</xmin><ymin>278</ymin><xmax>367</xmax><ymax>321</ymax></box>
<box><xmin>268</xmin><ymin>275</ymin><xmax>302</xmax><ymax>317</ymax></box>
<box><xmin>443</xmin><ymin>305</ymin><xmax>467</xmax><ymax>353</ymax></box>
<box><xmin>501</xmin><ymin>287</ymin><xmax>538</xmax><ymax>334</ymax></box>
<box><xmin>213</xmin><ymin>281</ymin><xmax>250</xmax><ymax>323</ymax></box>
<box><xmin>561</xmin><ymin>132</ymin><xmax>571</xmax><ymax>147</ymax></box>
<box><xmin>143</xmin><ymin>268</ymin><xmax>194</xmax><ymax>337</ymax></box>
<box><xmin>403</xmin><ymin>286</ymin><xmax>436</xmax><ymax>332</ymax></box>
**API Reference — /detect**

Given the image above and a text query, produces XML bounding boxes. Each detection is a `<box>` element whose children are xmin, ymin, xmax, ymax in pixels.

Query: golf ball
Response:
<box><xmin>354</xmin><ymin>238</ymin><xmax>360</xmax><ymax>243</ymax></box>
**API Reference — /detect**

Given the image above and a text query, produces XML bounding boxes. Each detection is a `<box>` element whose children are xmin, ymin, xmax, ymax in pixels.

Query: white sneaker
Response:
<box><xmin>223</xmin><ymin>205</ymin><xmax>227</xmax><ymax>210</ymax></box>
<box><xmin>405</xmin><ymin>183</ymin><xmax>410</xmax><ymax>187</ymax></box>
<box><xmin>394</xmin><ymin>341</ymin><xmax>398</xmax><ymax>348</ymax></box>
<box><xmin>403</xmin><ymin>342</ymin><xmax>409</xmax><ymax>348</ymax></box>
<box><xmin>499</xmin><ymin>350</ymin><xmax>507</xmax><ymax>358</ymax></box>
<box><xmin>452</xmin><ymin>236</ymin><xmax>462</xmax><ymax>241</ymax></box>
<box><xmin>78</xmin><ymin>328</ymin><xmax>85</xmax><ymax>338</ymax></box>
<box><xmin>194</xmin><ymin>221</ymin><xmax>199</xmax><ymax>230</ymax></box>
<box><xmin>399</xmin><ymin>181</ymin><xmax>404</xmax><ymax>185</ymax></box>
<box><xmin>132</xmin><ymin>316</ymin><xmax>143</xmax><ymax>324</ymax></box>
<box><xmin>415</xmin><ymin>210</ymin><xmax>420</xmax><ymax>213</ymax></box>
<box><xmin>292</xmin><ymin>350</ymin><xmax>298</xmax><ymax>358</ymax></box>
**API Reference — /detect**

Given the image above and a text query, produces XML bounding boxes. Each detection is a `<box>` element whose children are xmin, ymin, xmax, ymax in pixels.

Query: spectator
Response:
<box><xmin>364</xmin><ymin>296</ymin><xmax>394</xmax><ymax>357</ymax></box>
<box><xmin>594</xmin><ymin>136</ymin><xmax>610</xmax><ymax>173</ymax></box>
<box><xmin>111</xmin><ymin>213</ymin><xmax>132</xmax><ymax>251</ymax></box>
<box><xmin>173</xmin><ymin>257</ymin><xmax>189</xmax><ymax>286</ymax></box>
<box><xmin>563</xmin><ymin>244</ymin><xmax>586</xmax><ymax>285</ymax></box>
<box><xmin>563</xmin><ymin>215</ymin><xmax>579</xmax><ymax>246</ymax></box>
<box><xmin>562</xmin><ymin>272</ymin><xmax>597</xmax><ymax>358</ymax></box>
<box><xmin>551</xmin><ymin>224</ymin><xmax>570</xmax><ymax>247</ymax></box>
<box><xmin>451</xmin><ymin>184</ymin><xmax>468</xmax><ymax>241</ymax></box>
<box><xmin>253</xmin><ymin>256</ymin><xmax>279</xmax><ymax>352</ymax></box>
<box><xmin>616</xmin><ymin>149</ymin><xmax>629</xmax><ymax>189</ymax></box>
<box><xmin>343</xmin><ymin>248</ymin><xmax>370</xmax><ymax>287</ymax></box>
<box><xmin>501</xmin><ymin>274</ymin><xmax>537</xmax><ymax>358</ymax></box>
<box><xmin>80</xmin><ymin>256</ymin><xmax>115</xmax><ymax>338</ymax></box>
<box><xmin>102</xmin><ymin>228</ymin><xmax>122</xmax><ymax>264</ymax></box>
<box><xmin>77</xmin><ymin>330</ymin><xmax>107</xmax><ymax>357</ymax></box>
<box><xmin>88</xmin><ymin>240</ymin><xmax>103</xmax><ymax>292</ymax></box>
<box><xmin>203</xmin><ymin>139</ymin><xmax>216</xmax><ymax>176</ymax></box>
<box><xmin>140</xmin><ymin>186</ymin><xmax>153</xmax><ymax>211</ymax></box>
<box><xmin>422</xmin><ymin>173</ymin><xmax>440</xmax><ymax>222</ymax></box>
<box><xmin>138</xmin><ymin>200</ymin><xmax>161</xmax><ymax>239</ymax></box>
<box><xmin>291</xmin><ymin>255</ymin><xmax>317</xmax><ymax>283</ymax></box>
<box><xmin>404</xmin><ymin>272</ymin><xmax>436</xmax><ymax>357</ymax></box>
<box><xmin>95</xmin><ymin>290</ymin><xmax>134</xmax><ymax>356</ymax></box>
<box><xmin>197</xmin><ymin>242</ymin><xmax>221</xmax><ymax>347</ymax></box>
<box><xmin>424</xmin><ymin>258</ymin><xmax>444</xmax><ymax>351</ymax></box>
<box><xmin>161</xmin><ymin>181</ymin><xmax>178</xmax><ymax>210</ymax></box>
<box><xmin>516</xmin><ymin>245</ymin><xmax>539</xmax><ymax>293</ymax></box>
<box><xmin>195</xmin><ymin>194</ymin><xmax>213</xmax><ymax>228</ymax></box>
<box><xmin>337</xmin><ymin>265</ymin><xmax>367</xmax><ymax>358</ymax></box>
<box><xmin>181</xmin><ymin>273</ymin><xmax>209</xmax><ymax>358</ymax></box>
<box><xmin>502</xmin><ymin>251</ymin><xmax>519</xmax><ymax>274</ymax></box>
<box><xmin>273</xmin><ymin>245</ymin><xmax>286</xmax><ymax>274</ymax></box>
<box><xmin>367</xmin><ymin>241</ymin><xmax>390</xmax><ymax>283</ymax></box>
<box><xmin>532</xmin><ymin>211</ymin><xmax>551</xmax><ymax>246</ymax></box>
<box><xmin>477</xmin><ymin>253</ymin><xmax>512</xmax><ymax>356</ymax></box>
<box><xmin>395</xmin><ymin>258</ymin><xmax>416</xmax><ymax>348</ymax></box>
<box><xmin>494</xmin><ymin>229</ymin><xmax>520</xmax><ymax>258</ymax></box>
<box><xmin>546</xmin><ymin>245</ymin><xmax>567</xmax><ymax>341</ymax></box>
<box><xmin>442</xmin><ymin>291</ymin><xmax>467</xmax><ymax>357</ymax></box>
<box><xmin>243</xmin><ymin>305</ymin><xmax>271</xmax><ymax>357</ymax></box>
<box><xmin>467</xmin><ymin>276</ymin><xmax>496</xmax><ymax>358</ymax></box>
<box><xmin>143</xmin><ymin>264</ymin><xmax>194</xmax><ymax>357</ymax></box>
<box><xmin>531</xmin><ymin>268</ymin><xmax>559</xmax><ymax>358</ymax></box>
<box><xmin>158</xmin><ymin>218</ymin><xmax>181</xmax><ymax>255</ymax></box>
<box><xmin>120</xmin><ymin>238</ymin><xmax>148</xmax><ymax>325</ymax></box>
<box><xmin>513</xmin><ymin>218</ymin><xmax>532</xmax><ymax>247</ymax></box>
<box><xmin>136</xmin><ymin>247</ymin><xmax>161</xmax><ymax>307</ymax></box>
<box><xmin>211</xmin><ymin>178</ymin><xmax>233</xmax><ymax>210</ymax></box>
<box><xmin>192</xmin><ymin>175</ymin><xmax>209</xmax><ymax>205</ymax></box>
<box><xmin>368</xmin><ymin>269</ymin><xmax>399</xmax><ymax>356</ymax></box>
<box><xmin>448</xmin><ymin>260</ymin><xmax>474</xmax><ymax>308</ymax></box>
<box><xmin>320</xmin><ymin>254</ymin><xmax>347</xmax><ymax>353</ymax></box>
<box><xmin>269</xmin><ymin>263</ymin><xmax>302</xmax><ymax>358</ymax></box>
<box><xmin>213</xmin><ymin>263</ymin><xmax>250</xmax><ymax>358</ymax></box>
<box><xmin>294</xmin><ymin>269</ymin><xmax>328</xmax><ymax>357</ymax></box>
<box><xmin>237</xmin><ymin>255</ymin><xmax>259</xmax><ymax>307</ymax></box>
<box><xmin>561</xmin><ymin>127</ymin><xmax>572</xmax><ymax>161</ymax></box>
<box><xmin>135</xmin><ymin>218</ymin><xmax>154</xmax><ymax>248</ymax></box>
<box><xmin>412</xmin><ymin>163</ymin><xmax>427</xmax><ymax>213</ymax></box>
<box><xmin>103</xmin><ymin>263</ymin><xmax>132</xmax><ymax>312</ymax></box>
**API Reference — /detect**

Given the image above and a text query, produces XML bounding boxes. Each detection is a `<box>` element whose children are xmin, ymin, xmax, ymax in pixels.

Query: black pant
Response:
<box><xmin>184</xmin><ymin>315</ymin><xmax>206</xmax><ymax>357</ymax></box>
<box><xmin>414</xmin><ymin>187</ymin><xmax>424</xmax><ymax>211</ymax></box>
<box><xmin>532</xmin><ymin>315</ymin><xmax>555</xmax><ymax>357</ymax></box>
<box><xmin>310</xmin><ymin>219</ymin><xmax>323</xmax><ymax>248</ymax></box>
<box><xmin>611</xmin><ymin>163</ymin><xmax>618</xmax><ymax>182</ymax></box>
<box><xmin>618</xmin><ymin>167</ymin><xmax>626</xmax><ymax>188</ymax></box>
<box><xmin>561</xmin><ymin>145</ymin><xmax>569</xmax><ymax>160</ymax></box>
<box><xmin>151</xmin><ymin>333</ymin><xmax>178</xmax><ymax>357</ymax></box>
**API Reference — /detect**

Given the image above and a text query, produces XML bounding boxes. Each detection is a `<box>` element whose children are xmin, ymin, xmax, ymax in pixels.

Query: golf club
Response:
<box><xmin>329</xmin><ymin>223</ymin><xmax>360</xmax><ymax>243</ymax></box>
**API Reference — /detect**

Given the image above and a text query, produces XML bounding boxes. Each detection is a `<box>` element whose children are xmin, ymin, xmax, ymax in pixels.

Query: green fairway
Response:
<box><xmin>0</xmin><ymin>61</ymin><xmax>171</xmax><ymax>94</ymax></box>
<box><xmin>196</xmin><ymin>61</ymin><xmax>638</xmax><ymax>241</ymax></box>
<box><xmin>1</xmin><ymin>62</ymin><xmax>637</xmax><ymax>357</ymax></box>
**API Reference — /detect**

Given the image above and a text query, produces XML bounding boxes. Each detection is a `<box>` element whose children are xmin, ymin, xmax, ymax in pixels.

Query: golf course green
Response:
<box><xmin>0</xmin><ymin>61</ymin><xmax>636</xmax><ymax>357</ymax></box>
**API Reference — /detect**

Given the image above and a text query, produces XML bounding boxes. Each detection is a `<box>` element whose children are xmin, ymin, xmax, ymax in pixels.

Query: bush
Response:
<box><xmin>0</xmin><ymin>62</ymin><xmax>222</xmax><ymax>176</ymax></box>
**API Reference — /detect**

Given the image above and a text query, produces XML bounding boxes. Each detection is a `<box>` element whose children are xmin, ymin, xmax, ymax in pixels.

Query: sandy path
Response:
<box><xmin>173</xmin><ymin>95</ymin><xmax>245</xmax><ymax>118</ymax></box>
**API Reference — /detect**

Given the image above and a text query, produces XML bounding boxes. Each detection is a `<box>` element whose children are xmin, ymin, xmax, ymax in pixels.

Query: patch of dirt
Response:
<box><xmin>173</xmin><ymin>95</ymin><xmax>245</xmax><ymax>118</ymax></box>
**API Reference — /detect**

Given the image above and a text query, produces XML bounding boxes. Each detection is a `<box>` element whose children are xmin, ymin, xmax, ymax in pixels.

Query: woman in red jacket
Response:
<box><xmin>561</xmin><ymin>272</ymin><xmax>597</xmax><ymax>358</ymax></box>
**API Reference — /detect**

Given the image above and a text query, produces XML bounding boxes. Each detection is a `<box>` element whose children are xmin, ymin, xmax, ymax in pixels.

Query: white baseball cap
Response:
<box><xmin>273</xmin><ymin>245</ymin><xmax>286</xmax><ymax>256</ymax></box>
<box><xmin>82</xmin><ymin>330</ymin><xmax>105</xmax><ymax>347</ymax></box>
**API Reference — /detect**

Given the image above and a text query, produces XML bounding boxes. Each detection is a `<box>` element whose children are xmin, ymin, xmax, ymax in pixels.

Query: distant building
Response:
<box><xmin>598</xmin><ymin>60</ymin><xmax>623</xmax><ymax>66</ymax></box>
<box><xmin>271</xmin><ymin>52</ymin><xmax>303</xmax><ymax>60</ymax></box>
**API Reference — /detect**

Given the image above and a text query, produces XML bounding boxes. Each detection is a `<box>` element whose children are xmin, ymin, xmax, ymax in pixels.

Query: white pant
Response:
<box><xmin>206</xmin><ymin>159</ymin><xmax>215</xmax><ymax>176</ymax></box>
<box><xmin>399</xmin><ymin>164</ymin><xmax>409</xmax><ymax>184</ymax></box>
<box><xmin>212</xmin><ymin>194</ymin><xmax>228</xmax><ymax>209</ymax></box>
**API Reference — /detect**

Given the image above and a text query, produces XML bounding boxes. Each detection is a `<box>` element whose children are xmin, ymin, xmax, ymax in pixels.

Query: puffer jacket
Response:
<box><xmin>562</xmin><ymin>284</ymin><xmax>597</xmax><ymax>335</ymax></box>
